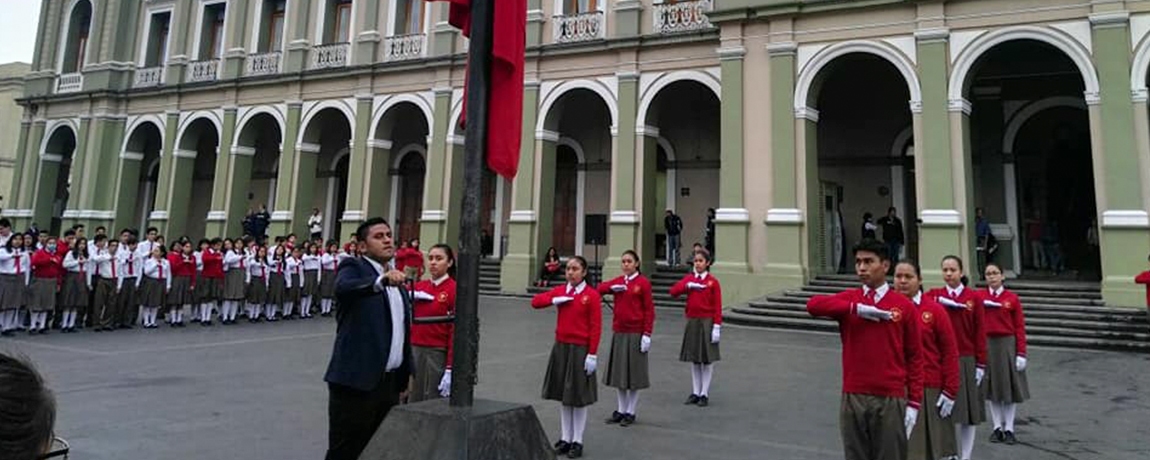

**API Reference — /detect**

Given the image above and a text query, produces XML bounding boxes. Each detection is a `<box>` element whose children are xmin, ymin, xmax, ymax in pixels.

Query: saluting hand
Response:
<box><xmin>551</xmin><ymin>296</ymin><xmax>574</xmax><ymax>306</ymax></box>
<box><xmin>854</xmin><ymin>304</ymin><xmax>892</xmax><ymax>322</ymax></box>
<box><xmin>983</xmin><ymin>300</ymin><xmax>1003</xmax><ymax>308</ymax></box>
<box><xmin>610</xmin><ymin>284</ymin><xmax>626</xmax><ymax>293</ymax></box>
<box><xmin>686</xmin><ymin>282</ymin><xmax>706</xmax><ymax>291</ymax></box>
<box><xmin>412</xmin><ymin>291</ymin><xmax>435</xmax><ymax>302</ymax></box>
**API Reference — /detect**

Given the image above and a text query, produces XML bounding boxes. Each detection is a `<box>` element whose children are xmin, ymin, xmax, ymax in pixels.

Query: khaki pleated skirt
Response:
<box><xmin>604</xmin><ymin>332</ymin><xmax>650</xmax><ymax>390</ymax></box>
<box><xmin>28</xmin><ymin>278</ymin><xmax>56</xmax><ymax>312</ymax></box>
<box><xmin>138</xmin><ymin>277</ymin><xmax>166</xmax><ymax>307</ymax></box>
<box><xmin>680</xmin><ymin>318</ymin><xmax>721</xmax><ymax>364</ymax></box>
<box><xmin>909</xmin><ymin>387</ymin><xmax>958</xmax><ymax>460</ymax></box>
<box><xmin>247</xmin><ymin>278</ymin><xmax>268</xmax><ymax>304</ymax></box>
<box><xmin>410</xmin><ymin>346</ymin><xmax>448</xmax><ymax>403</ymax></box>
<box><xmin>168</xmin><ymin>276</ymin><xmax>194</xmax><ymax>306</ymax></box>
<box><xmin>0</xmin><ymin>274</ymin><xmax>23</xmax><ymax>309</ymax></box>
<box><xmin>953</xmin><ymin>356</ymin><xmax>986</xmax><ymax>425</ymax></box>
<box><xmin>59</xmin><ymin>272</ymin><xmax>88</xmax><ymax>308</ymax></box>
<box><xmin>320</xmin><ymin>270</ymin><xmax>336</xmax><ymax>299</ymax></box>
<box><xmin>542</xmin><ymin>342</ymin><xmax>598</xmax><ymax>407</ymax></box>
<box><xmin>303</xmin><ymin>270</ymin><xmax>320</xmax><ymax>298</ymax></box>
<box><xmin>197</xmin><ymin>277</ymin><xmax>222</xmax><ymax>302</ymax></box>
<box><xmin>223</xmin><ymin>270</ymin><xmax>246</xmax><ymax>300</ymax></box>
<box><xmin>287</xmin><ymin>274</ymin><xmax>302</xmax><ymax>304</ymax></box>
<box><xmin>986</xmin><ymin>335</ymin><xmax>1030</xmax><ymax>404</ymax></box>
<box><xmin>267</xmin><ymin>274</ymin><xmax>286</xmax><ymax>305</ymax></box>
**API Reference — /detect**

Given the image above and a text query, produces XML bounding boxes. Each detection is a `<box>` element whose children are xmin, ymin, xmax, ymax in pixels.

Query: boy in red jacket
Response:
<box><xmin>1135</xmin><ymin>254</ymin><xmax>1150</xmax><ymax>310</ymax></box>
<box><xmin>807</xmin><ymin>239</ymin><xmax>923</xmax><ymax>460</ymax></box>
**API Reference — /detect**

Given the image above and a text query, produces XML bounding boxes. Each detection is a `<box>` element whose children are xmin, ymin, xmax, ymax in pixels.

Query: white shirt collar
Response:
<box><xmin>431</xmin><ymin>274</ymin><xmax>450</xmax><ymax>286</ymax></box>
<box><xmin>912</xmin><ymin>291</ymin><xmax>922</xmax><ymax>305</ymax></box>
<box><xmin>947</xmin><ymin>284</ymin><xmax>965</xmax><ymax>298</ymax></box>
<box><xmin>624</xmin><ymin>271</ymin><xmax>639</xmax><ymax>283</ymax></box>
<box><xmin>693</xmin><ymin>271</ymin><xmax>708</xmax><ymax>281</ymax></box>
<box><xmin>566</xmin><ymin>281</ymin><xmax>587</xmax><ymax>295</ymax></box>
<box><xmin>862</xmin><ymin>283</ymin><xmax>890</xmax><ymax>303</ymax></box>
<box><xmin>989</xmin><ymin>285</ymin><xmax>1003</xmax><ymax>297</ymax></box>
<box><xmin>363</xmin><ymin>256</ymin><xmax>387</xmax><ymax>276</ymax></box>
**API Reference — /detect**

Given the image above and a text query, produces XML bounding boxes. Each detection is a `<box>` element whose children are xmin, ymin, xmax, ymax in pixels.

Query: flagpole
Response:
<box><xmin>450</xmin><ymin>0</ymin><xmax>494</xmax><ymax>408</ymax></box>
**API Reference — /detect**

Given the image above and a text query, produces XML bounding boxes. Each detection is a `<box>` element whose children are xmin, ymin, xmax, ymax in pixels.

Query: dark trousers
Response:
<box><xmin>840</xmin><ymin>393</ymin><xmax>907</xmax><ymax>460</ymax></box>
<box><xmin>95</xmin><ymin>278</ymin><xmax>119</xmax><ymax>329</ymax></box>
<box><xmin>325</xmin><ymin>372</ymin><xmax>402</xmax><ymax>460</ymax></box>
<box><xmin>118</xmin><ymin>280</ymin><xmax>139</xmax><ymax>326</ymax></box>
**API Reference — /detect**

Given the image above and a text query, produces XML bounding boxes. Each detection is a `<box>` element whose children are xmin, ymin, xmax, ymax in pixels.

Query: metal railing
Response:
<box><xmin>310</xmin><ymin>42</ymin><xmax>351</xmax><ymax>70</ymax></box>
<box><xmin>187</xmin><ymin>59</ymin><xmax>220</xmax><ymax>83</ymax></box>
<box><xmin>553</xmin><ymin>11</ymin><xmax>604</xmax><ymax>44</ymax></box>
<box><xmin>245</xmin><ymin>51</ymin><xmax>282</xmax><ymax>76</ymax></box>
<box><xmin>133</xmin><ymin>66</ymin><xmax>164</xmax><ymax>88</ymax></box>
<box><xmin>653</xmin><ymin>0</ymin><xmax>713</xmax><ymax>34</ymax></box>
<box><xmin>383</xmin><ymin>33</ymin><xmax>427</xmax><ymax>62</ymax></box>
<box><xmin>55</xmin><ymin>72</ymin><xmax>83</xmax><ymax>93</ymax></box>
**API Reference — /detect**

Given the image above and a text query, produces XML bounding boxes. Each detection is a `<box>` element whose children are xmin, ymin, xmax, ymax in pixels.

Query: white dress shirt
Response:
<box><xmin>364</xmin><ymin>256</ymin><xmax>406</xmax><ymax>372</ymax></box>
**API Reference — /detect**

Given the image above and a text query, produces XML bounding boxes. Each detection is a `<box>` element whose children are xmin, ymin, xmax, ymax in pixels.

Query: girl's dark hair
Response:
<box><xmin>3</xmin><ymin>234</ymin><xmax>21</xmax><ymax>252</ymax></box>
<box><xmin>984</xmin><ymin>262</ymin><xmax>1004</xmax><ymax>274</ymax></box>
<box><xmin>568</xmin><ymin>255</ymin><xmax>589</xmax><ymax>272</ymax></box>
<box><xmin>72</xmin><ymin>238</ymin><xmax>88</xmax><ymax>258</ymax></box>
<box><xmin>693</xmin><ymin>248</ymin><xmax>713</xmax><ymax>267</ymax></box>
<box><xmin>941</xmin><ymin>255</ymin><xmax>968</xmax><ymax>285</ymax></box>
<box><xmin>622</xmin><ymin>250</ymin><xmax>641</xmax><ymax>274</ymax></box>
<box><xmin>0</xmin><ymin>352</ymin><xmax>56</xmax><ymax>460</ymax></box>
<box><xmin>429</xmin><ymin>244</ymin><xmax>457</xmax><ymax>278</ymax></box>
<box><xmin>896</xmin><ymin>259</ymin><xmax>922</xmax><ymax>279</ymax></box>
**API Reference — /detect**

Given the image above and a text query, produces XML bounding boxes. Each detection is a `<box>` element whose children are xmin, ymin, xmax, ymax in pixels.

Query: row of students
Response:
<box><xmin>807</xmin><ymin>239</ymin><xmax>1030</xmax><ymax>460</ymax></box>
<box><xmin>531</xmin><ymin>249</ymin><xmax>720</xmax><ymax>459</ymax></box>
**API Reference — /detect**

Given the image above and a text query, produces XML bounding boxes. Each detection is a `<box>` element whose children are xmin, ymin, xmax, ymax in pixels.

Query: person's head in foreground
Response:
<box><xmin>0</xmin><ymin>352</ymin><xmax>56</xmax><ymax>460</ymax></box>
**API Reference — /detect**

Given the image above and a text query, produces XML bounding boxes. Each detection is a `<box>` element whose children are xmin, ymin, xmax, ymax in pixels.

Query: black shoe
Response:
<box><xmin>991</xmin><ymin>428</ymin><xmax>1005</xmax><ymax>443</ymax></box>
<box><xmin>1004</xmin><ymin>431</ymin><xmax>1018</xmax><ymax>445</ymax></box>
<box><xmin>605</xmin><ymin>411</ymin><xmax>624</xmax><ymax>424</ymax></box>
<box><xmin>553</xmin><ymin>441</ymin><xmax>571</xmax><ymax>455</ymax></box>
<box><xmin>697</xmin><ymin>396</ymin><xmax>709</xmax><ymax>407</ymax></box>
<box><xmin>685</xmin><ymin>394</ymin><xmax>700</xmax><ymax>405</ymax></box>
<box><xmin>205</xmin><ymin>321</ymin><xmax>213</xmax><ymax>326</ymax></box>
<box><xmin>567</xmin><ymin>442</ymin><xmax>583</xmax><ymax>459</ymax></box>
<box><xmin>119</xmin><ymin>324</ymin><xmax>133</xmax><ymax>329</ymax></box>
<box><xmin>620</xmin><ymin>414</ymin><xmax>635</xmax><ymax>427</ymax></box>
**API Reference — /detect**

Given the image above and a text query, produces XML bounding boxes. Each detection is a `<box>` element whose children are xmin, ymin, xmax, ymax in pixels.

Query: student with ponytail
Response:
<box><xmin>597</xmin><ymin>250</ymin><xmax>654</xmax><ymax>427</ymax></box>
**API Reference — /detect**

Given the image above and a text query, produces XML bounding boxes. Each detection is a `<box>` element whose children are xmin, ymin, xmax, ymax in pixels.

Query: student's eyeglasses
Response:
<box><xmin>38</xmin><ymin>436</ymin><xmax>69</xmax><ymax>459</ymax></box>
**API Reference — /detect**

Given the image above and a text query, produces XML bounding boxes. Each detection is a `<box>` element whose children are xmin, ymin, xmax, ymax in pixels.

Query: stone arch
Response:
<box><xmin>56</xmin><ymin>0</ymin><xmax>95</xmax><ymax>73</ymax></box>
<box><xmin>1002</xmin><ymin>97</ymin><xmax>1088</xmax><ymax>155</ymax></box>
<box><xmin>175</xmin><ymin>111</ymin><xmax>223</xmax><ymax>151</ymax></box>
<box><xmin>40</xmin><ymin>120</ymin><xmax>80</xmax><ymax>159</ymax></box>
<box><xmin>122</xmin><ymin>114</ymin><xmax>166</xmax><ymax>154</ymax></box>
<box><xmin>637</xmin><ymin>69</ymin><xmax>721</xmax><ymax>127</ymax></box>
<box><xmin>949</xmin><ymin>26</ymin><xmax>1100</xmax><ymax>103</ymax></box>
<box><xmin>234</xmin><ymin>106</ymin><xmax>286</xmax><ymax>147</ymax></box>
<box><xmin>795</xmin><ymin>39</ymin><xmax>922</xmax><ymax>112</ymax></box>
<box><xmin>370</xmin><ymin>94</ymin><xmax>435</xmax><ymax>140</ymax></box>
<box><xmin>538</xmin><ymin>79</ymin><xmax>619</xmax><ymax>132</ymax></box>
<box><xmin>1131</xmin><ymin>32</ymin><xmax>1150</xmax><ymax>99</ymax></box>
<box><xmin>299</xmin><ymin>99</ymin><xmax>356</xmax><ymax>145</ymax></box>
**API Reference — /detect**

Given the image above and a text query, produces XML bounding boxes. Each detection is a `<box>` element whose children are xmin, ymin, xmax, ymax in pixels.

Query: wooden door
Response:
<box><xmin>552</xmin><ymin>147</ymin><xmax>578</xmax><ymax>256</ymax></box>
<box><xmin>397</xmin><ymin>153</ymin><xmax>425</xmax><ymax>244</ymax></box>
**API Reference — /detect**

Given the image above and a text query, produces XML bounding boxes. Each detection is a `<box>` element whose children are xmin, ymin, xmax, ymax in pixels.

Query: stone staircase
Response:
<box><xmin>479</xmin><ymin>258</ymin><xmax>503</xmax><ymax>295</ymax></box>
<box><xmin>523</xmin><ymin>264</ymin><xmax>692</xmax><ymax>309</ymax></box>
<box><xmin>725</xmin><ymin>274</ymin><xmax>1150</xmax><ymax>353</ymax></box>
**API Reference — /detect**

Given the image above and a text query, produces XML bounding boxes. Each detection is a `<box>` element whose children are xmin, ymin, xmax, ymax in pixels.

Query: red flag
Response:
<box><xmin>432</xmin><ymin>0</ymin><xmax>525</xmax><ymax>180</ymax></box>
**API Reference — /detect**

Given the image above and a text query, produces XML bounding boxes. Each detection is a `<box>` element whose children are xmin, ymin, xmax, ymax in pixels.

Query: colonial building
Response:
<box><xmin>5</xmin><ymin>0</ymin><xmax>1150</xmax><ymax>307</ymax></box>
<box><xmin>0</xmin><ymin>62</ymin><xmax>31</xmax><ymax>207</ymax></box>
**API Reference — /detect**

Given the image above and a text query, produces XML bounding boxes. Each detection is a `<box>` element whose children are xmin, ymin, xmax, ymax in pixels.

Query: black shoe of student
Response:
<box><xmin>567</xmin><ymin>443</ymin><xmax>583</xmax><ymax>459</ymax></box>
<box><xmin>990</xmin><ymin>428</ymin><xmax>1005</xmax><ymax>443</ymax></box>
<box><xmin>205</xmin><ymin>321</ymin><xmax>213</xmax><ymax>326</ymax></box>
<box><xmin>120</xmin><ymin>324</ymin><xmax>133</xmax><ymax>329</ymax></box>
<box><xmin>685</xmin><ymin>394</ymin><xmax>700</xmax><ymax>405</ymax></box>
<box><xmin>696</xmin><ymin>396</ymin><xmax>709</xmax><ymax>407</ymax></box>
<box><xmin>191</xmin><ymin>317</ymin><xmax>200</xmax><ymax>322</ymax></box>
<box><xmin>553</xmin><ymin>441</ymin><xmax>571</xmax><ymax>455</ymax></box>
<box><xmin>620</xmin><ymin>414</ymin><xmax>635</xmax><ymax>427</ymax></box>
<box><xmin>605</xmin><ymin>411</ymin><xmax>624</xmax><ymax>424</ymax></box>
<box><xmin>1004</xmin><ymin>431</ymin><xmax>1018</xmax><ymax>445</ymax></box>
<box><xmin>39</xmin><ymin>329</ymin><xmax>49</xmax><ymax>335</ymax></box>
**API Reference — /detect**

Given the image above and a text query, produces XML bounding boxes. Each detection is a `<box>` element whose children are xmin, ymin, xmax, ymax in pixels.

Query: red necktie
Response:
<box><xmin>14</xmin><ymin>255</ymin><xmax>21</xmax><ymax>274</ymax></box>
<box><xmin>865</xmin><ymin>289</ymin><xmax>876</xmax><ymax>304</ymax></box>
<box><xmin>239</xmin><ymin>255</ymin><xmax>245</xmax><ymax>269</ymax></box>
<box><xmin>110</xmin><ymin>254</ymin><xmax>116</xmax><ymax>278</ymax></box>
<box><xmin>128</xmin><ymin>260</ymin><xmax>134</xmax><ymax>275</ymax></box>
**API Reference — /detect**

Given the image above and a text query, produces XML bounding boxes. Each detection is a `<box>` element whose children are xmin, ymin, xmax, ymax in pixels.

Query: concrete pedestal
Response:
<box><xmin>360</xmin><ymin>399</ymin><xmax>554</xmax><ymax>460</ymax></box>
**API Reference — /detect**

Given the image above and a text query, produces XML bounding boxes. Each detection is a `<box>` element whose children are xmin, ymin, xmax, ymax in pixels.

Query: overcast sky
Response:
<box><xmin>0</xmin><ymin>1</ymin><xmax>42</xmax><ymax>64</ymax></box>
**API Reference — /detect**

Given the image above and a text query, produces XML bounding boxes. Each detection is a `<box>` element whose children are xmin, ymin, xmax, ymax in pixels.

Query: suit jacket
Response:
<box><xmin>324</xmin><ymin>256</ymin><xmax>413</xmax><ymax>392</ymax></box>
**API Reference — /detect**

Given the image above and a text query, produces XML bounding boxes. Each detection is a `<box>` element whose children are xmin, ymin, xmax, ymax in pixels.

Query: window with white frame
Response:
<box><xmin>323</xmin><ymin>0</ymin><xmax>354</xmax><ymax>44</ymax></box>
<box><xmin>197</xmin><ymin>2</ymin><xmax>227</xmax><ymax>60</ymax></box>
<box><xmin>562</xmin><ymin>0</ymin><xmax>599</xmax><ymax>15</ymax></box>
<box><xmin>393</xmin><ymin>0</ymin><xmax>426</xmax><ymax>35</ymax></box>
<box><xmin>144</xmin><ymin>12</ymin><xmax>172</xmax><ymax>67</ymax></box>
<box><xmin>60</xmin><ymin>0</ymin><xmax>93</xmax><ymax>73</ymax></box>
<box><xmin>258</xmin><ymin>0</ymin><xmax>287</xmax><ymax>52</ymax></box>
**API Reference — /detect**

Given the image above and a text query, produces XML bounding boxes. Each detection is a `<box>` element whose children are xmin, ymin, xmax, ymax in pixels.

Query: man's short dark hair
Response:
<box><xmin>0</xmin><ymin>218</ymin><xmax>10</xmax><ymax>228</ymax></box>
<box><xmin>356</xmin><ymin>218</ymin><xmax>391</xmax><ymax>242</ymax></box>
<box><xmin>63</xmin><ymin>230</ymin><xmax>75</xmax><ymax>238</ymax></box>
<box><xmin>146</xmin><ymin>227</ymin><xmax>159</xmax><ymax>235</ymax></box>
<box><xmin>71</xmin><ymin>224</ymin><xmax>84</xmax><ymax>231</ymax></box>
<box><xmin>95</xmin><ymin>226</ymin><xmax>106</xmax><ymax>233</ymax></box>
<box><xmin>93</xmin><ymin>234</ymin><xmax>108</xmax><ymax>244</ymax></box>
<box><xmin>0</xmin><ymin>352</ymin><xmax>56</xmax><ymax>460</ymax></box>
<box><xmin>852</xmin><ymin>238</ymin><xmax>889</xmax><ymax>261</ymax></box>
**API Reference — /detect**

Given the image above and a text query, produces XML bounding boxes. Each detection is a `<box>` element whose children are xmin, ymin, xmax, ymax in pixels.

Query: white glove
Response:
<box><xmin>936</xmin><ymin>393</ymin><xmax>955</xmax><ymax>418</ymax></box>
<box><xmin>975</xmin><ymin>367</ymin><xmax>985</xmax><ymax>386</ymax></box>
<box><xmin>413</xmin><ymin>290</ymin><xmax>435</xmax><ymax>302</ymax></box>
<box><xmin>983</xmin><ymin>300</ymin><xmax>1003</xmax><ymax>308</ymax></box>
<box><xmin>610</xmin><ymin>284</ymin><xmax>626</xmax><ymax>292</ymax></box>
<box><xmin>1016</xmin><ymin>355</ymin><xmax>1027</xmax><ymax>372</ymax></box>
<box><xmin>438</xmin><ymin>370</ymin><xmax>452</xmax><ymax>397</ymax></box>
<box><xmin>640</xmin><ymin>335</ymin><xmax>651</xmax><ymax>353</ymax></box>
<box><xmin>551</xmin><ymin>296</ymin><xmax>574</xmax><ymax>306</ymax></box>
<box><xmin>711</xmin><ymin>324</ymin><xmax>721</xmax><ymax>344</ymax></box>
<box><xmin>584</xmin><ymin>354</ymin><xmax>597</xmax><ymax>375</ymax></box>
<box><xmin>855</xmin><ymin>304</ymin><xmax>893</xmax><ymax>322</ymax></box>
<box><xmin>687</xmin><ymin>282</ymin><xmax>706</xmax><ymax>291</ymax></box>
<box><xmin>904</xmin><ymin>407</ymin><xmax>918</xmax><ymax>440</ymax></box>
<box><xmin>938</xmin><ymin>297</ymin><xmax>966</xmax><ymax>310</ymax></box>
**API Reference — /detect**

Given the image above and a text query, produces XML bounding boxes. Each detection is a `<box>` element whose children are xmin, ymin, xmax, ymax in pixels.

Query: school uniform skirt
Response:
<box><xmin>542</xmin><ymin>342</ymin><xmax>598</xmax><ymax>407</ymax></box>
<box><xmin>604</xmin><ymin>332</ymin><xmax>650</xmax><ymax>390</ymax></box>
<box><xmin>303</xmin><ymin>270</ymin><xmax>320</xmax><ymax>298</ymax></box>
<box><xmin>168</xmin><ymin>276</ymin><xmax>194</xmax><ymax>306</ymax></box>
<box><xmin>679</xmin><ymin>317</ymin><xmax>721</xmax><ymax>364</ymax></box>
<box><xmin>953</xmin><ymin>356</ymin><xmax>986</xmax><ymax>425</ymax></box>
<box><xmin>0</xmin><ymin>274</ymin><xmax>23</xmax><ymax>310</ymax></box>
<box><xmin>288</xmin><ymin>274</ymin><xmax>302</xmax><ymax>304</ymax></box>
<box><xmin>138</xmin><ymin>277</ymin><xmax>166</xmax><ymax>307</ymax></box>
<box><xmin>909</xmin><ymin>387</ymin><xmax>957</xmax><ymax>460</ymax></box>
<box><xmin>59</xmin><ymin>272</ymin><xmax>88</xmax><ymax>309</ymax></box>
<box><xmin>410</xmin><ymin>345</ymin><xmax>448</xmax><ymax>403</ymax></box>
<box><xmin>246</xmin><ymin>279</ymin><xmax>268</xmax><ymax>305</ymax></box>
<box><xmin>986</xmin><ymin>336</ymin><xmax>1030</xmax><ymax>404</ymax></box>
<box><xmin>223</xmin><ymin>270</ymin><xmax>246</xmax><ymax>300</ymax></box>
<box><xmin>197</xmin><ymin>277</ymin><xmax>222</xmax><ymax>302</ymax></box>
<box><xmin>320</xmin><ymin>270</ymin><xmax>336</xmax><ymax>299</ymax></box>
<box><xmin>28</xmin><ymin>278</ymin><xmax>56</xmax><ymax>312</ymax></box>
<box><xmin>267</xmin><ymin>274</ymin><xmax>286</xmax><ymax>305</ymax></box>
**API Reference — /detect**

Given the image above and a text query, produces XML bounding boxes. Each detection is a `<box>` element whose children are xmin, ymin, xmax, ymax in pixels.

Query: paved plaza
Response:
<box><xmin>1</xmin><ymin>296</ymin><xmax>1147</xmax><ymax>460</ymax></box>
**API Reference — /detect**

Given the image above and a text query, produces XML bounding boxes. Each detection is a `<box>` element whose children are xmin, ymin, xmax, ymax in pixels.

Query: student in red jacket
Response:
<box><xmin>895</xmin><ymin>259</ymin><xmax>959</xmax><ymax>460</ymax></box>
<box><xmin>669</xmin><ymin>248</ymin><xmax>722</xmax><ymax>407</ymax></box>
<box><xmin>404</xmin><ymin>238</ymin><xmax>425</xmax><ymax>280</ymax></box>
<box><xmin>167</xmin><ymin>242</ymin><xmax>196</xmax><ymax>327</ymax></box>
<box><xmin>531</xmin><ymin>256</ymin><xmax>602</xmax><ymax>459</ymax></box>
<box><xmin>925</xmin><ymin>255</ymin><xmax>985</xmax><ymax>460</ymax></box>
<box><xmin>28</xmin><ymin>238</ymin><xmax>64</xmax><ymax>334</ymax></box>
<box><xmin>807</xmin><ymin>240</ymin><xmax>923</xmax><ymax>460</ymax></box>
<box><xmin>597</xmin><ymin>250</ymin><xmax>654</xmax><ymax>427</ymax></box>
<box><xmin>1135</xmin><ymin>254</ymin><xmax>1150</xmax><ymax>309</ymax></box>
<box><xmin>409</xmin><ymin>244</ymin><xmax>457</xmax><ymax>403</ymax></box>
<box><xmin>979</xmin><ymin>262</ymin><xmax>1029</xmax><ymax>445</ymax></box>
<box><xmin>198</xmin><ymin>238</ymin><xmax>225</xmax><ymax>326</ymax></box>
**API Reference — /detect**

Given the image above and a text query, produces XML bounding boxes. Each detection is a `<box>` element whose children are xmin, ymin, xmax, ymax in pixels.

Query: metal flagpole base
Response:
<box><xmin>359</xmin><ymin>399</ymin><xmax>555</xmax><ymax>460</ymax></box>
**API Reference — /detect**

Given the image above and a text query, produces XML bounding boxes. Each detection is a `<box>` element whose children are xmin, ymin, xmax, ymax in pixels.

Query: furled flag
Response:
<box><xmin>431</xmin><ymin>0</ymin><xmax>526</xmax><ymax>180</ymax></box>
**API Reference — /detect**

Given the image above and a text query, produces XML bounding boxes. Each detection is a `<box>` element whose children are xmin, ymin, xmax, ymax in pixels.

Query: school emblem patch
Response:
<box><xmin>1003</xmin><ymin>301</ymin><xmax>1012</xmax><ymax>310</ymax></box>
<box><xmin>582</xmin><ymin>295</ymin><xmax>590</xmax><ymax>305</ymax></box>
<box><xmin>890</xmin><ymin>308</ymin><xmax>903</xmax><ymax>323</ymax></box>
<box><xmin>922</xmin><ymin>311</ymin><xmax>934</xmax><ymax>324</ymax></box>
<box><xmin>706</xmin><ymin>280</ymin><xmax>714</xmax><ymax>288</ymax></box>
<box><xmin>632</xmin><ymin>285</ymin><xmax>641</xmax><ymax>294</ymax></box>
<box><xmin>438</xmin><ymin>292</ymin><xmax>449</xmax><ymax>303</ymax></box>
<box><xmin>965</xmin><ymin>300</ymin><xmax>975</xmax><ymax>310</ymax></box>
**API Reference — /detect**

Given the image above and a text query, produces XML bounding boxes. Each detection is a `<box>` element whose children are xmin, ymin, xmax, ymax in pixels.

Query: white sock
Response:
<box><xmin>616</xmin><ymin>390</ymin><xmax>627</xmax><ymax>414</ymax></box>
<box><xmin>571</xmin><ymin>407</ymin><xmax>588</xmax><ymax>444</ymax></box>
<box><xmin>988</xmin><ymin>401</ymin><xmax>1003</xmax><ymax>430</ymax></box>
<box><xmin>1</xmin><ymin>310</ymin><xmax>10</xmax><ymax>330</ymax></box>
<box><xmin>626</xmin><ymin>390</ymin><xmax>640</xmax><ymax>415</ymax></box>
<box><xmin>691</xmin><ymin>364</ymin><xmax>702</xmax><ymax>395</ymax></box>
<box><xmin>560</xmin><ymin>406</ymin><xmax>573</xmax><ymax>442</ymax></box>
<box><xmin>1004</xmin><ymin>403</ymin><xmax>1018</xmax><ymax>432</ymax></box>
<box><xmin>322</xmin><ymin>299</ymin><xmax>331</xmax><ymax>313</ymax></box>
<box><xmin>700</xmin><ymin>364</ymin><xmax>714</xmax><ymax>397</ymax></box>
<box><xmin>956</xmin><ymin>424</ymin><xmax>976</xmax><ymax>460</ymax></box>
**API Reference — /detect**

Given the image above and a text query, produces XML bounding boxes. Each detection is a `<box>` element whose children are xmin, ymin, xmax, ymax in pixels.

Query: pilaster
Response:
<box><xmin>9</xmin><ymin>121</ymin><xmax>31</xmax><ymax>216</ymax></box>
<box><xmin>763</xmin><ymin>40</ymin><xmax>805</xmax><ymax>291</ymax></box>
<box><xmin>284</xmin><ymin>0</ymin><xmax>313</xmax><ymax>73</ymax></box>
<box><xmin>87</xmin><ymin>116</ymin><xmax>126</xmax><ymax>231</ymax></box>
<box><xmin>18</xmin><ymin>120</ymin><xmax>46</xmax><ymax>212</ymax></box>
<box><xmin>526</xmin><ymin>3</ymin><xmax>545</xmax><ymax>47</ymax></box>
<box><xmin>341</xmin><ymin>96</ymin><xmax>376</xmax><ymax>237</ymax></box>
<box><xmin>423</xmin><ymin>88</ymin><xmax>454</xmax><ymax>247</ymax></box>
<box><xmin>224</xmin><ymin>145</ymin><xmax>256</xmax><ymax>237</ymax></box>
<box><xmin>606</xmin><ymin>72</ymin><xmax>641</xmax><ymax>279</ymax></box>
<box><xmin>354</xmin><ymin>0</ymin><xmax>381</xmax><ymax>65</ymax></box>
<box><xmin>222</xmin><ymin>0</ymin><xmax>250</xmax><ymax>79</ymax></box>
<box><xmin>149</xmin><ymin>111</ymin><xmax>181</xmax><ymax>234</ymax></box>
<box><xmin>712</xmin><ymin>38</ymin><xmax>750</xmax><ymax>276</ymax></box>
<box><xmin>500</xmin><ymin>83</ymin><xmax>543</xmax><ymax>293</ymax></box>
<box><xmin>113</xmin><ymin>150</ymin><xmax>145</xmax><ymax>233</ymax></box>
<box><xmin>613</xmin><ymin>0</ymin><xmax>643</xmax><ymax>38</ymax></box>
<box><xmin>433</xmin><ymin>2</ymin><xmax>460</xmax><ymax>57</ymax></box>
<box><xmin>269</xmin><ymin>101</ymin><xmax>303</xmax><ymax>237</ymax></box>
<box><xmin>165</xmin><ymin>0</ymin><xmax>195</xmax><ymax>85</ymax></box>
<box><xmin>206</xmin><ymin>107</ymin><xmax>238</xmax><ymax>237</ymax></box>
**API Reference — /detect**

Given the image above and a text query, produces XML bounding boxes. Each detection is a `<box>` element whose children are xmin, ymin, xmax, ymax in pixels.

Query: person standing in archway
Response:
<box><xmin>878</xmin><ymin>207</ymin><xmax>905</xmax><ymax>263</ymax></box>
<box><xmin>664</xmin><ymin>210</ymin><xmax>683</xmax><ymax>267</ymax></box>
<box><xmin>309</xmin><ymin>208</ymin><xmax>324</xmax><ymax>242</ymax></box>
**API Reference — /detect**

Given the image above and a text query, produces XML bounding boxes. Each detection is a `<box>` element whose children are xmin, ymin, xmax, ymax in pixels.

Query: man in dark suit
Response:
<box><xmin>324</xmin><ymin>217</ymin><xmax>412</xmax><ymax>460</ymax></box>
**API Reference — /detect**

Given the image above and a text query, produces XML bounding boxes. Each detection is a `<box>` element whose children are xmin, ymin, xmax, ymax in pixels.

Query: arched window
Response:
<box><xmin>61</xmin><ymin>0</ymin><xmax>93</xmax><ymax>73</ymax></box>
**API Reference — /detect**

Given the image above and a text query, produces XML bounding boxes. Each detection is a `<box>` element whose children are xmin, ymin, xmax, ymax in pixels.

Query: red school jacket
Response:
<box><xmin>807</xmin><ymin>286</ymin><xmax>924</xmax><ymax>407</ymax></box>
<box><xmin>597</xmin><ymin>274</ymin><xmax>655</xmax><ymax>336</ymax></box>
<box><xmin>916</xmin><ymin>295</ymin><xmax>960</xmax><ymax>399</ymax></box>
<box><xmin>926</xmin><ymin>286</ymin><xmax>987</xmax><ymax>367</ymax></box>
<box><xmin>31</xmin><ymin>249</ymin><xmax>64</xmax><ymax>280</ymax></box>
<box><xmin>669</xmin><ymin>272</ymin><xmax>723</xmax><ymax>324</ymax></box>
<box><xmin>412</xmin><ymin>277</ymin><xmax>457</xmax><ymax>367</ymax></box>
<box><xmin>1136</xmin><ymin>271</ymin><xmax>1150</xmax><ymax>307</ymax></box>
<box><xmin>201</xmin><ymin>249</ymin><xmax>225</xmax><ymax>279</ymax></box>
<box><xmin>531</xmin><ymin>283</ymin><xmax>603</xmax><ymax>355</ymax></box>
<box><xmin>977</xmin><ymin>287</ymin><xmax>1027</xmax><ymax>357</ymax></box>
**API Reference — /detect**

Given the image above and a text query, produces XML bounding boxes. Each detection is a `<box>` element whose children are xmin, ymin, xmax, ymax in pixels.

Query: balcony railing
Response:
<box><xmin>383</xmin><ymin>33</ymin><xmax>426</xmax><ymax>62</ymax></box>
<box><xmin>310</xmin><ymin>42</ymin><xmax>351</xmax><ymax>70</ymax></box>
<box><xmin>653</xmin><ymin>0</ymin><xmax>713</xmax><ymax>34</ymax></box>
<box><xmin>134</xmin><ymin>66</ymin><xmax>164</xmax><ymax>88</ymax></box>
<box><xmin>55</xmin><ymin>72</ymin><xmax>83</xmax><ymax>93</ymax></box>
<box><xmin>187</xmin><ymin>59</ymin><xmax>220</xmax><ymax>83</ymax></box>
<box><xmin>553</xmin><ymin>11</ymin><xmax>604</xmax><ymax>44</ymax></box>
<box><xmin>245</xmin><ymin>51</ymin><xmax>282</xmax><ymax>76</ymax></box>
